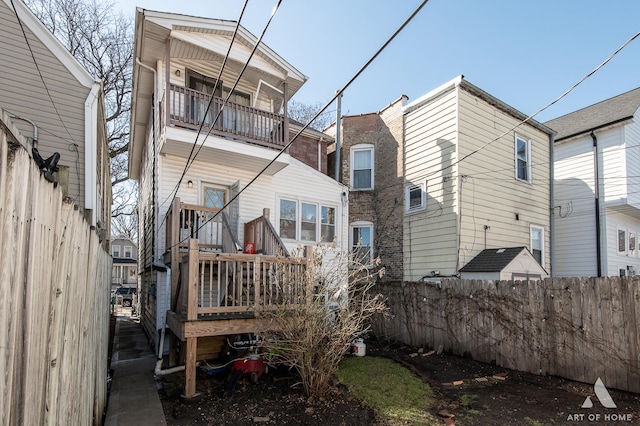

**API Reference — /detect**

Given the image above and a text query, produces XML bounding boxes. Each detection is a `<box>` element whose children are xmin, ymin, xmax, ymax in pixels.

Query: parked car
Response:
<box><xmin>114</xmin><ymin>286</ymin><xmax>137</xmax><ymax>307</ymax></box>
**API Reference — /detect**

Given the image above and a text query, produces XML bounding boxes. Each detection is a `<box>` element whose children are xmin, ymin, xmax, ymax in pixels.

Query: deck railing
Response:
<box><xmin>244</xmin><ymin>209</ymin><xmax>290</xmax><ymax>257</ymax></box>
<box><xmin>167</xmin><ymin>84</ymin><xmax>287</xmax><ymax>148</ymax></box>
<box><xmin>179</xmin><ymin>240</ymin><xmax>309</xmax><ymax>319</ymax></box>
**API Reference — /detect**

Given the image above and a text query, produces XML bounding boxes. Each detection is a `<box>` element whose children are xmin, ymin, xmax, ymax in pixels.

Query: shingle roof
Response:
<box><xmin>459</xmin><ymin>247</ymin><xmax>529</xmax><ymax>272</ymax></box>
<box><xmin>545</xmin><ymin>87</ymin><xmax>640</xmax><ymax>141</ymax></box>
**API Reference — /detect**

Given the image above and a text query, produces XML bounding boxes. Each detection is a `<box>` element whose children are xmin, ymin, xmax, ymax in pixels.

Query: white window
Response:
<box><xmin>630</xmin><ymin>233</ymin><xmax>636</xmax><ymax>257</ymax></box>
<box><xmin>124</xmin><ymin>245</ymin><xmax>133</xmax><ymax>258</ymax></box>
<box><xmin>351</xmin><ymin>144</ymin><xmax>374</xmax><ymax>190</ymax></box>
<box><xmin>279</xmin><ymin>199</ymin><xmax>336</xmax><ymax>243</ymax></box>
<box><xmin>530</xmin><ymin>225</ymin><xmax>544</xmax><ymax>267</ymax></box>
<box><xmin>350</xmin><ymin>222</ymin><xmax>373</xmax><ymax>265</ymax></box>
<box><xmin>112</xmin><ymin>245</ymin><xmax>121</xmax><ymax>258</ymax></box>
<box><xmin>405</xmin><ymin>181</ymin><xmax>426</xmax><ymax>212</ymax></box>
<box><xmin>618</xmin><ymin>228</ymin><xmax>627</xmax><ymax>254</ymax></box>
<box><xmin>515</xmin><ymin>135</ymin><xmax>532</xmax><ymax>183</ymax></box>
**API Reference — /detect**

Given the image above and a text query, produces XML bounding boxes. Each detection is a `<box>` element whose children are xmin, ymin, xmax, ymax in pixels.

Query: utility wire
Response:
<box><xmin>161</xmin><ymin>0</ymin><xmax>250</xmax><ymax>212</ymax></box>
<box><xmin>167</xmin><ymin>0</ymin><xmax>431</xmax><ymax>251</ymax></box>
<box><xmin>427</xmin><ymin>29</ymin><xmax>640</xmax><ymax>179</ymax></box>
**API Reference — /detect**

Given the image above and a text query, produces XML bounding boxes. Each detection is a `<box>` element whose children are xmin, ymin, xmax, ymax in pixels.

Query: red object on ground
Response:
<box><xmin>230</xmin><ymin>355</ymin><xmax>265</xmax><ymax>383</ymax></box>
<box><xmin>244</xmin><ymin>242</ymin><xmax>256</xmax><ymax>254</ymax></box>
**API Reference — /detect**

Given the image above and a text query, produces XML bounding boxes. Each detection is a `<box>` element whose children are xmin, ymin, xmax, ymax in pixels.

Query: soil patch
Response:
<box><xmin>158</xmin><ymin>339</ymin><xmax>640</xmax><ymax>425</ymax></box>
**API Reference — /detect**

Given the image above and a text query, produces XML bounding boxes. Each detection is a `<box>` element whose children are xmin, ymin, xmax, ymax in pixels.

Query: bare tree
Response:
<box><xmin>288</xmin><ymin>99</ymin><xmax>334</xmax><ymax>131</ymax></box>
<box><xmin>26</xmin><ymin>0</ymin><xmax>135</xmax><ymax>228</ymax></box>
<box><xmin>257</xmin><ymin>245</ymin><xmax>388</xmax><ymax>398</ymax></box>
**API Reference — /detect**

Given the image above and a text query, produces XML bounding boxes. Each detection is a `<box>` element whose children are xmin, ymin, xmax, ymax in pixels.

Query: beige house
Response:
<box><xmin>403</xmin><ymin>76</ymin><xmax>555</xmax><ymax>280</ymax></box>
<box><xmin>1</xmin><ymin>0</ymin><xmax>111</xmax><ymax>239</ymax></box>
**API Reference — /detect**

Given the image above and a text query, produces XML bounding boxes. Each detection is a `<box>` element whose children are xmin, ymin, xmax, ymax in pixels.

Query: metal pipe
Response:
<box><xmin>549</xmin><ymin>133</ymin><xmax>555</xmax><ymax>277</ymax></box>
<box><xmin>591</xmin><ymin>131</ymin><xmax>602</xmax><ymax>277</ymax></box>
<box><xmin>154</xmin><ymin>266</ymin><xmax>185</xmax><ymax>376</ymax></box>
<box><xmin>7</xmin><ymin>112</ymin><xmax>38</xmax><ymax>145</ymax></box>
<box><xmin>334</xmin><ymin>92</ymin><xmax>342</xmax><ymax>181</ymax></box>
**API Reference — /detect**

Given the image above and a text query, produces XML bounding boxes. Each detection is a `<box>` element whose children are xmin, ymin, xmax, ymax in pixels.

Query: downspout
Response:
<box><xmin>549</xmin><ymin>133</ymin><xmax>555</xmax><ymax>277</ymax></box>
<box><xmin>335</xmin><ymin>92</ymin><xmax>342</xmax><ymax>181</ymax></box>
<box><xmin>591</xmin><ymin>131</ymin><xmax>602</xmax><ymax>277</ymax></box>
<box><xmin>155</xmin><ymin>266</ymin><xmax>185</xmax><ymax>375</ymax></box>
<box><xmin>85</xmin><ymin>82</ymin><xmax>101</xmax><ymax>227</ymax></box>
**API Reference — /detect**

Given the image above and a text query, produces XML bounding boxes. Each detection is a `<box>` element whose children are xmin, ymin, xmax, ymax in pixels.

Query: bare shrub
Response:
<box><xmin>257</xmin><ymin>244</ymin><xmax>388</xmax><ymax>398</ymax></box>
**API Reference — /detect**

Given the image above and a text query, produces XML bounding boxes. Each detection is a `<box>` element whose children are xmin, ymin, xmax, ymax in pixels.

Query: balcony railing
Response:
<box><xmin>167</xmin><ymin>84</ymin><xmax>287</xmax><ymax>148</ymax></box>
<box><xmin>178</xmin><ymin>240</ymin><xmax>310</xmax><ymax>319</ymax></box>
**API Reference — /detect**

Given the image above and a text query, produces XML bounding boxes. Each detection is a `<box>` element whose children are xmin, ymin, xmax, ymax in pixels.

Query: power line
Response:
<box><xmin>427</xmin><ymin>29</ymin><xmax>640</xmax><ymax>179</ymax></box>
<box><xmin>166</xmin><ymin>0</ymin><xmax>431</xmax><ymax>252</ymax></box>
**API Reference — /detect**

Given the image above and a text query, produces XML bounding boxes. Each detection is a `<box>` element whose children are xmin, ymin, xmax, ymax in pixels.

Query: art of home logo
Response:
<box><xmin>566</xmin><ymin>378</ymin><xmax>633</xmax><ymax>422</ymax></box>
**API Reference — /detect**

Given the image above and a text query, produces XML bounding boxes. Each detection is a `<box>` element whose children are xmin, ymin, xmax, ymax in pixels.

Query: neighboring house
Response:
<box><xmin>1</xmin><ymin>0</ymin><xmax>111</xmax><ymax>240</ymax></box>
<box><xmin>332</xmin><ymin>76</ymin><xmax>554</xmax><ymax>281</ymax></box>
<box><xmin>326</xmin><ymin>96</ymin><xmax>408</xmax><ymax>281</ymax></box>
<box><xmin>546</xmin><ymin>87</ymin><xmax>640</xmax><ymax>278</ymax></box>
<box><xmin>128</xmin><ymin>9</ymin><xmax>347</xmax><ymax>396</ymax></box>
<box><xmin>111</xmin><ymin>236</ymin><xmax>138</xmax><ymax>290</ymax></box>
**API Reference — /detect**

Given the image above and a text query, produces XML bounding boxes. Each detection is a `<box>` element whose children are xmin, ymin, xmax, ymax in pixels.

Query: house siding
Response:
<box><xmin>624</xmin><ymin>112</ymin><xmax>640</xmax><ymax>207</ymax></box>
<box><xmin>457</xmin><ymin>87</ymin><xmax>551</xmax><ymax>272</ymax></box>
<box><xmin>403</xmin><ymin>87</ymin><xmax>459</xmax><ymax>280</ymax></box>
<box><xmin>1</xmin><ymin>0</ymin><xmax>88</xmax><ymax>211</ymax></box>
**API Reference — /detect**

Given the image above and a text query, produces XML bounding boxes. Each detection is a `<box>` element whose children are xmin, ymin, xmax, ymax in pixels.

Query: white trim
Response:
<box><xmin>349</xmin><ymin>221</ymin><xmax>374</xmax><ymax>265</ymax></box>
<box><xmin>84</xmin><ymin>82</ymin><xmax>101</xmax><ymax>226</ymax></box>
<box><xmin>350</xmin><ymin>144</ymin><xmax>374</xmax><ymax>190</ymax></box>
<box><xmin>530</xmin><ymin>224</ymin><xmax>545</xmax><ymax>268</ymax></box>
<box><xmin>617</xmin><ymin>227</ymin><xmax>627</xmax><ymax>254</ymax></box>
<box><xmin>515</xmin><ymin>134</ymin><xmax>532</xmax><ymax>184</ymax></box>
<box><xmin>405</xmin><ymin>181</ymin><xmax>426</xmax><ymax>213</ymax></box>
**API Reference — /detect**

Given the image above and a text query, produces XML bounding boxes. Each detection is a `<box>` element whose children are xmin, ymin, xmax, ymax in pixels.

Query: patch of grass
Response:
<box><xmin>524</xmin><ymin>417</ymin><xmax>545</xmax><ymax>426</ymax></box>
<box><xmin>459</xmin><ymin>393</ymin><xmax>478</xmax><ymax>408</ymax></box>
<box><xmin>337</xmin><ymin>356</ymin><xmax>438</xmax><ymax>425</ymax></box>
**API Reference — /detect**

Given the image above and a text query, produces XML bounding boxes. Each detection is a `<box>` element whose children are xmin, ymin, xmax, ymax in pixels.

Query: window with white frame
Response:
<box><xmin>350</xmin><ymin>222</ymin><xmax>373</xmax><ymax>265</ymax></box>
<box><xmin>405</xmin><ymin>181</ymin><xmax>426</xmax><ymax>212</ymax></box>
<box><xmin>351</xmin><ymin>145</ymin><xmax>374</xmax><ymax>190</ymax></box>
<box><xmin>124</xmin><ymin>245</ymin><xmax>133</xmax><ymax>258</ymax></box>
<box><xmin>630</xmin><ymin>233</ymin><xmax>636</xmax><ymax>256</ymax></box>
<box><xmin>618</xmin><ymin>228</ymin><xmax>627</xmax><ymax>254</ymax></box>
<box><xmin>530</xmin><ymin>225</ymin><xmax>544</xmax><ymax>267</ymax></box>
<box><xmin>112</xmin><ymin>245</ymin><xmax>121</xmax><ymax>258</ymax></box>
<box><xmin>515</xmin><ymin>135</ymin><xmax>532</xmax><ymax>183</ymax></box>
<box><xmin>279</xmin><ymin>199</ymin><xmax>337</xmax><ymax>243</ymax></box>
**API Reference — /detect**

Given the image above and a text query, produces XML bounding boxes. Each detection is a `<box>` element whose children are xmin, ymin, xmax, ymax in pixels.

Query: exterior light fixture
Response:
<box><xmin>187</xmin><ymin>180</ymin><xmax>193</xmax><ymax>188</ymax></box>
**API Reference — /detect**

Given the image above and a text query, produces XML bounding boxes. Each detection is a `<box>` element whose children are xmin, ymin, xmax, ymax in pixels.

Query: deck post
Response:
<box><xmin>187</xmin><ymin>239</ymin><xmax>199</xmax><ymax>321</ymax></box>
<box><xmin>304</xmin><ymin>245</ymin><xmax>314</xmax><ymax>305</ymax></box>
<box><xmin>183</xmin><ymin>337</ymin><xmax>199</xmax><ymax>399</ymax></box>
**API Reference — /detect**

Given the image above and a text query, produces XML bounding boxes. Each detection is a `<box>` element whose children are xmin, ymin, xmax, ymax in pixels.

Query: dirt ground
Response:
<box><xmin>158</xmin><ymin>339</ymin><xmax>640</xmax><ymax>425</ymax></box>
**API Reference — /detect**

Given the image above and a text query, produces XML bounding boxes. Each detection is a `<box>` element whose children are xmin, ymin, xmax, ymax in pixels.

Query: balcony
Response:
<box><xmin>166</xmin><ymin>84</ymin><xmax>288</xmax><ymax>149</ymax></box>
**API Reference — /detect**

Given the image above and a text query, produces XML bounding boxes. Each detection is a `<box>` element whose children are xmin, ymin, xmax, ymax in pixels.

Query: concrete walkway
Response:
<box><xmin>104</xmin><ymin>310</ymin><xmax>167</xmax><ymax>426</ymax></box>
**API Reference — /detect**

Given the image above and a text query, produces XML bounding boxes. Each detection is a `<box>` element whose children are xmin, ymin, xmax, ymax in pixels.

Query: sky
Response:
<box><xmin>116</xmin><ymin>0</ymin><xmax>640</xmax><ymax>123</ymax></box>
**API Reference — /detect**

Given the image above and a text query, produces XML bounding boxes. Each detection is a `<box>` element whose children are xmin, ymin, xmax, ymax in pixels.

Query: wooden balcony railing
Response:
<box><xmin>167</xmin><ymin>84</ymin><xmax>287</xmax><ymax>148</ymax></box>
<box><xmin>244</xmin><ymin>208</ymin><xmax>290</xmax><ymax>257</ymax></box>
<box><xmin>178</xmin><ymin>240</ymin><xmax>309</xmax><ymax>319</ymax></box>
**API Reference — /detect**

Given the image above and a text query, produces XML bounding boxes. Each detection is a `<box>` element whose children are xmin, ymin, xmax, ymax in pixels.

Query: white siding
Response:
<box><xmin>604</xmin><ymin>208</ymin><xmax>640</xmax><ymax>277</ymax></box>
<box><xmin>157</xmin><ymin>153</ymin><xmax>348</xmax><ymax>256</ymax></box>
<box><xmin>624</xmin><ymin>111</ymin><xmax>640</xmax><ymax>207</ymax></box>
<box><xmin>553</xmin><ymin>135</ymin><xmax>598</xmax><ymax>277</ymax></box>
<box><xmin>457</xmin><ymin>88</ymin><xmax>551</xmax><ymax>272</ymax></box>
<box><xmin>403</xmin><ymin>87</ymin><xmax>459</xmax><ymax>280</ymax></box>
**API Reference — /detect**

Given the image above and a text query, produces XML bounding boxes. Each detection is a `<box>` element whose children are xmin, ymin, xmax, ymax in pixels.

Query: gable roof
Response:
<box><xmin>545</xmin><ymin>87</ymin><xmax>640</xmax><ymax>141</ymax></box>
<box><xmin>459</xmin><ymin>247</ymin><xmax>530</xmax><ymax>272</ymax></box>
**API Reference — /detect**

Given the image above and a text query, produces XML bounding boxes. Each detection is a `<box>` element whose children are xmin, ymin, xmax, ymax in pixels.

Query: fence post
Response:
<box><xmin>186</xmin><ymin>239</ymin><xmax>199</xmax><ymax>321</ymax></box>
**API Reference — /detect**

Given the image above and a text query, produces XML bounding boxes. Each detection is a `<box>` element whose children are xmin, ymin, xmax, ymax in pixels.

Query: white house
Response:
<box><xmin>547</xmin><ymin>87</ymin><xmax>640</xmax><ymax>277</ymax></box>
<box><xmin>128</xmin><ymin>9</ymin><xmax>347</xmax><ymax>385</ymax></box>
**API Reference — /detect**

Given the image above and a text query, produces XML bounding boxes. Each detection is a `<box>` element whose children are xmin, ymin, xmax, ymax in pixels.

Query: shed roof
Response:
<box><xmin>545</xmin><ymin>87</ymin><xmax>640</xmax><ymax>141</ymax></box>
<box><xmin>459</xmin><ymin>247</ymin><xmax>530</xmax><ymax>272</ymax></box>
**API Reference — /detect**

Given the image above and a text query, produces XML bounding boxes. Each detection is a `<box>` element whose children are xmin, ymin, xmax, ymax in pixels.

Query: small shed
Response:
<box><xmin>459</xmin><ymin>247</ymin><xmax>548</xmax><ymax>280</ymax></box>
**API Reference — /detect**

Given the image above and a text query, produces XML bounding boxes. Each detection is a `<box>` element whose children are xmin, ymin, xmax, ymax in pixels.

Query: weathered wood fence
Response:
<box><xmin>373</xmin><ymin>278</ymin><xmax>640</xmax><ymax>393</ymax></box>
<box><xmin>0</xmin><ymin>119</ymin><xmax>111</xmax><ymax>424</ymax></box>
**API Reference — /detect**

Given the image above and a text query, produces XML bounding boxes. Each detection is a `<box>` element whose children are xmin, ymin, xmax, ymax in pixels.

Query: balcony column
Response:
<box><xmin>165</xmin><ymin>39</ymin><xmax>171</xmax><ymax>128</ymax></box>
<box><xmin>283</xmin><ymin>73</ymin><xmax>289</xmax><ymax>149</ymax></box>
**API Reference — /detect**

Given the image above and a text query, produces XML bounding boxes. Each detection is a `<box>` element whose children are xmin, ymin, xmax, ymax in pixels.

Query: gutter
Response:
<box><xmin>84</xmin><ymin>82</ymin><xmax>101</xmax><ymax>227</ymax></box>
<box><xmin>591</xmin><ymin>131</ymin><xmax>603</xmax><ymax>277</ymax></box>
<box><xmin>549</xmin><ymin>133</ymin><xmax>555</xmax><ymax>277</ymax></box>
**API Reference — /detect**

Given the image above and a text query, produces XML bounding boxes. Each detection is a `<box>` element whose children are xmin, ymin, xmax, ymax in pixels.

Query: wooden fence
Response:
<box><xmin>373</xmin><ymin>278</ymin><xmax>640</xmax><ymax>393</ymax></box>
<box><xmin>0</xmin><ymin>122</ymin><xmax>111</xmax><ymax>424</ymax></box>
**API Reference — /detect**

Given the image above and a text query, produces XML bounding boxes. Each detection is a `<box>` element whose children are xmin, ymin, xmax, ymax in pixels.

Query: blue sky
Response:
<box><xmin>118</xmin><ymin>0</ymin><xmax>640</xmax><ymax>123</ymax></box>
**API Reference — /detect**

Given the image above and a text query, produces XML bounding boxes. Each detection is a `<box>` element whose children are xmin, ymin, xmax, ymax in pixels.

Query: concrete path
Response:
<box><xmin>104</xmin><ymin>311</ymin><xmax>167</xmax><ymax>426</ymax></box>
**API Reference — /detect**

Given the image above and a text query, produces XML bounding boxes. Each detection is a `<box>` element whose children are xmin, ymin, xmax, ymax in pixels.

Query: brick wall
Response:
<box><xmin>288</xmin><ymin>132</ymin><xmax>328</xmax><ymax>174</ymax></box>
<box><xmin>339</xmin><ymin>97</ymin><xmax>406</xmax><ymax>281</ymax></box>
